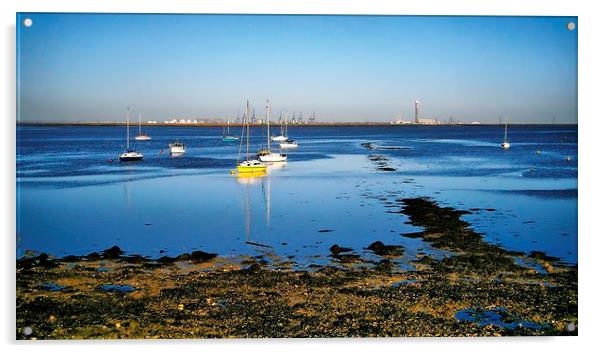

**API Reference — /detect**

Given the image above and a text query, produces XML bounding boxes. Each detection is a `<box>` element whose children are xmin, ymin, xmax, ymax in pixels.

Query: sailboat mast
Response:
<box><xmin>246</xmin><ymin>100</ymin><xmax>250</xmax><ymax>161</ymax></box>
<box><xmin>279</xmin><ymin>112</ymin><xmax>283</xmax><ymax>135</ymax></box>
<box><xmin>138</xmin><ymin>113</ymin><xmax>142</xmax><ymax>134</ymax></box>
<box><xmin>504</xmin><ymin>118</ymin><xmax>508</xmax><ymax>141</ymax></box>
<box><xmin>266</xmin><ymin>99</ymin><xmax>271</xmax><ymax>151</ymax></box>
<box><xmin>126</xmin><ymin>107</ymin><xmax>130</xmax><ymax>150</ymax></box>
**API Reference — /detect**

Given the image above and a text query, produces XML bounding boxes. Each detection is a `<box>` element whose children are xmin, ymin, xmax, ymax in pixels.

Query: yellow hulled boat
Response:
<box><xmin>237</xmin><ymin>160</ymin><xmax>267</xmax><ymax>174</ymax></box>
<box><xmin>234</xmin><ymin>100</ymin><xmax>268</xmax><ymax>176</ymax></box>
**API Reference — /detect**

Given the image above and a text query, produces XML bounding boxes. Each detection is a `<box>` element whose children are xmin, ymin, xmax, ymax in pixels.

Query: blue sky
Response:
<box><xmin>17</xmin><ymin>14</ymin><xmax>577</xmax><ymax>123</ymax></box>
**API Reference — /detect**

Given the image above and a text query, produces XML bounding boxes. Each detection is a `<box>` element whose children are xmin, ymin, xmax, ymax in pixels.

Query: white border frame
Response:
<box><xmin>3</xmin><ymin>1</ymin><xmax>600</xmax><ymax>352</ymax></box>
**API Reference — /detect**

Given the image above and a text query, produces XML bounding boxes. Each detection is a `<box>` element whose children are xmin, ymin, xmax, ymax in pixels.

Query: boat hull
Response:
<box><xmin>119</xmin><ymin>156</ymin><xmax>144</xmax><ymax>161</ymax></box>
<box><xmin>501</xmin><ymin>142</ymin><xmax>510</xmax><ymax>149</ymax></box>
<box><xmin>170</xmin><ymin>149</ymin><xmax>185</xmax><ymax>155</ymax></box>
<box><xmin>222</xmin><ymin>136</ymin><xmax>239</xmax><ymax>142</ymax></box>
<box><xmin>169</xmin><ymin>144</ymin><xmax>186</xmax><ymax>155</ymax></box>
<box><xmin>279</xmin><ymin>143</ymin><xmax>298</xmax><ymax>149</ymax></box>
<box><xmin>258</xmin><ymin>153</ymin><xmax>287</xmax><ymax>162</ymax></box>
<box><xmin>237</xmin><ymin>165</ymin><xmax>267</xmax><ymax>173</ymax></box>
<box><xmin>119</xmin><ymin>152</ymin><xmax>144</xmax><ymax>161</ymax></box>
<box><xmin>135</xmin><ymin>135</ymin><xmax>152</xmax><ymax>141</ymax></box>
<box><xmin>237</xmin><ymin>159</ymin><xmax>268</xmax><ymax>174</ymax></box>
<box><xmin>271</xmin><ymin>135</ymin><xmax>287</xmax><ymax>142</ymax></box>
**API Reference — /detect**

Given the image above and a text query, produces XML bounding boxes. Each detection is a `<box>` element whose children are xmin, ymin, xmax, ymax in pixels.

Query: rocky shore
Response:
<box><xmin>16</xmin><ymin>198</ymin><xmax>577</xmax><ymax>339</ymax></box>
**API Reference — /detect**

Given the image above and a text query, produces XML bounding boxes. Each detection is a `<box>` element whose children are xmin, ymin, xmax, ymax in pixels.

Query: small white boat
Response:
<box><xmin>258</xmin><ymin>100</ymin><xmax>287</xmax><ymax>163</ymax></box>
<box><xmin>271</xmin><ymin>112</ymin><xmax>287</xmax><ymax>141</ymax></box>
<box><xmin>279</xmin><ymin>139</ymin><xmax>298</xmax><ymax>149</ymax></box>
<box><xmin>501</xmin><ymin>118</ymin><xmax>510</xmax><ymax>149</ymax></box>
<box><xmin>169</xmin><ymin>140</ymin><xmax>186</xmax><ymax>155</ymax></box>
<box><xmin>119</xmin><ymin>150</ymin><xmax>144</xmax><ymax>161</ymax></box>
<box><xmin>135</xmin><ymin>133</ymin><xmax>151</xmax><ymax>141</ymax></box>
<box><xmin>258</xmin><ymin>150</ymin><xmax>287</xmax><ymax>162</ymax></box>
<box><xmin>222</xmin><ymin>118</ymin><xmax>239</xmax><ymax>142</ymax></box>
<box><xmin>134</xmin><ymin>113</ymin><xmax>152</xmax><ymax>141</ymax></box>
<box><xmin>271</xmin><ymin>135</ymin><xmax>287</xmax><ymax>142</ymax></box>
<box><xmin>119</xmin><ymin>108</ymin><xmax>144</xmax><ymax>162</ymax></box>
<box><xmin>277</xmin><ymin>115</ymin><xmax>297</xmax><ymax>148</ymax></box>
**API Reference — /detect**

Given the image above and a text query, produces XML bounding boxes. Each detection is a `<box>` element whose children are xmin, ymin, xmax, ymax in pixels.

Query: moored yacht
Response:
<box><xmin>501</xmin><ymin>118</ymin><xmax>510</xmax><ymax>150</ymax></box>
<box><xmin>134</xmin><ymin>113</ymin><xmax>151</xmax><ymax>141</ymax></box>
<box><xmin>258</xmin><ymin>99</ymin><xmax>287</xmax><ymax>163</ymax></box>
<box><xmin>236</xmin><ymin>100</ymin><xmax>267</xmax><ymax>175</ymax></box>
<box><xmin>169</xmin><ymin>140</ymin><xmax>186</xmax><ymax>155</ymax></box>
<box><xmin>119</xmin><ymin>150</ymin><xmax>144</xmax><ymax>161</ymax></box>
<box><xmin>119</xmin><ymin>108</ymin><xmax>144</xmax><ymax>162</ymax></box>
<box><xmin>279</xmin><ymin>138</ymin><xmax>298</xmax><ymax>149</ymax></box>
<box><xmin>222</xmin><ymin>118</ymin><xmax>239</xmax><ymax>142</ymax></box>
<box><xmin>271</xmin><ymin>112</ymin><xmax>287</xmax><ymax>141</ymax></box>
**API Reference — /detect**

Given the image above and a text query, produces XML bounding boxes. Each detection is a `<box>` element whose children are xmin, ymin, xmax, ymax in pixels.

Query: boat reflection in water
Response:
<box><xmin>266</xmin><ymin>161</ymin><xmax>287</xmax><ymax>172</ymax></box>
<box><xmin>238</xmin><ymin>171</ymin><xmax>272</xmax><ymax>249</ymax></box>
<box><xmin>236</xmin><ymin>171</ymin><xmax>267</xmax><ymax>184</ymax></box>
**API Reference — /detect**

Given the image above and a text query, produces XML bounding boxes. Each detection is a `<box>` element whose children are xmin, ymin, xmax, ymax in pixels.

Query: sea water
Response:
<box><xmin>16</xmin><ymin>124</ymin><xmax>577</xmax><ymax>266</ymax></box>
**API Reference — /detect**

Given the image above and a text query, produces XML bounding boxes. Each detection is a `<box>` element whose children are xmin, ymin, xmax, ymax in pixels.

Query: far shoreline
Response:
<box><xmin>16</xmin><ymin>122</ymin><xmax>577</xmax><ymax>128</ymax></box>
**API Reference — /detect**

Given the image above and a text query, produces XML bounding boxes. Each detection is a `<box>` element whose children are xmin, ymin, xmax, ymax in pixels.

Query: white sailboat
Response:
<box><xmin>258</xmin><ymin>100</ymin><xmax>287</xmax><ymax>163</ymax></box>
<box><xmin>501</xmin><ymin>118</ymin><xmax>510</xmax><ymax>149</ymax></box>
<box><xmin>223</xmin><ymin>114</ymin><xmax>239</xmax><ymax>142</ymax></box>
<box><xmin>271</xmin><ymin>112</ymin><xmax>287</xmax><ymax>142</ymax></box>
<box><xmin>236</xmin><ymin>100</ymin><xmax>268</xmax><ymax>175</ymax></box>
<box><xmin>279</xmin><ymin>138</ymin><xmax>298</xmax><ymax>149</ymax></box>
<box><xmin>119</xmin><ymin>108</ymin><xmax>144</xmax><ymax>161</ymax></box>
<box><xmin>279</xmin><ymin>114</ymin><xmax>298</xmax><ymax>149</ymax></box>
<box><xmin>134</xmin><ymin>113</ymin><xmax>151</xmax><ymax>141</ymax></box>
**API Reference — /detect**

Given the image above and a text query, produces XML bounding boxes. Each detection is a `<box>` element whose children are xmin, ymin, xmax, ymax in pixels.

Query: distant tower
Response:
<box><xmin>414</xmin><ymin>100</ymin><xmax>419</xmax><ymax>123</ymax></box>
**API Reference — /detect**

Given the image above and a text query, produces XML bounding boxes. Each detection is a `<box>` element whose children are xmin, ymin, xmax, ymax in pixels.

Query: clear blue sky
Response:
<box><xmin>17</xmin><ymin>14</ymin><xmax>577</xmax><ymax>123</ymax></box>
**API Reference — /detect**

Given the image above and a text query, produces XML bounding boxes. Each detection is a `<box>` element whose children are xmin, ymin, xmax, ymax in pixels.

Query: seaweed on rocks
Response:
<box><xmin>329</xmin><ymin>244</ymin><xmax>353</xmax><ymax>256</ymax></box>
<box><xmin>366</xmin><ymin>241</ymin><xmax>404</xmax><ymax>257</ymax></box>
<box><xmin>102</xmin><ymin>246</ymin><xmax>124</xmax><ymax>259</ymax></box>
<box><xmin>189</xmin><ymin>251</ymin><xmax>218</xmax><ymax>263</ymax></box>
<box><xmin>17</xmin><ymin>253</ymin><xmax>56</xmax><ymax>270</ymax></box>
<box><xmin>528</xmin><ymin>251</ymin><xmax>561</xmax><ymax>263</ymax></box>
<box><xmin>16</xmin><ymin>247</ymin><xmax>577</xmax><ymax>338</ymax></box>
<box><xmin>396</xmin><ymin>198</ymin><xmax>563</xmax><ymax>275</ymax></box>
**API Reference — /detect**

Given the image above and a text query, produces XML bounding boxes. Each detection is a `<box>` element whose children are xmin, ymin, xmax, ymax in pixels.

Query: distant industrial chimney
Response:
<box><xmin>415</xmin><ymin>100</ymin><xmax>419</xmax><ymax>123</ymax></box>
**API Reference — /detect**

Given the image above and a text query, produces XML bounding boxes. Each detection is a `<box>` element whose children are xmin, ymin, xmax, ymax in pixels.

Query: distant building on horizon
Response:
<box><xmin>416</xmin><ymin>118</ymin><xmax>438</xmax><ymax>125</ymax></box>
<box><xmin>415</xmin><ymin>100</ymin><xmax>419</xmax><ymax>123</ymax></box>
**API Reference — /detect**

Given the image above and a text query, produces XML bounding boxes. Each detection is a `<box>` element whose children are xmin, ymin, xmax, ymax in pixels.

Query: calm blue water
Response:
<box><xmin>16</xmin><ymin>124</ymin><xmax>578</xmax><ymax>266</ymax></box>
